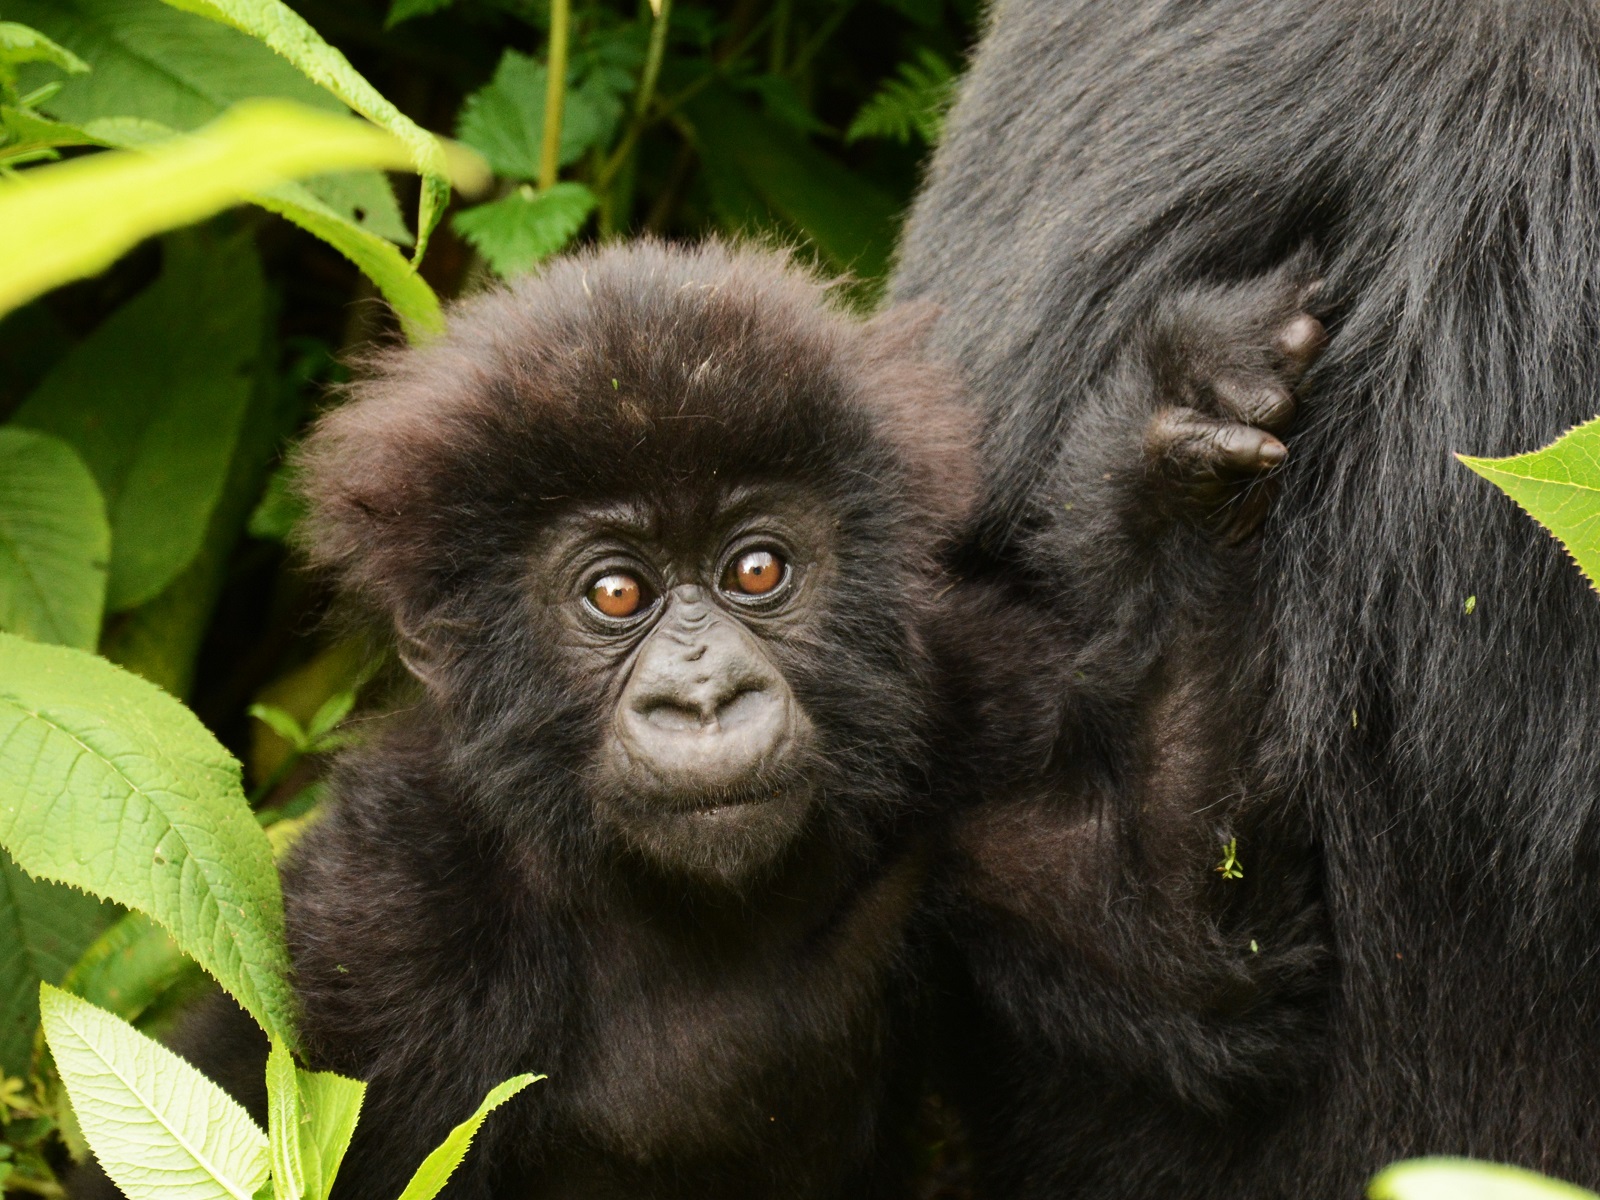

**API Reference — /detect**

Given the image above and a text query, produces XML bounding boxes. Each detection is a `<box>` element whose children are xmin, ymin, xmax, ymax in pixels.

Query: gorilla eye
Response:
<box><xmin>723</xmin><ymin>549</ymin><xmax>787</xmax><ymax>597</ymax></box>
<box><xmin>588</xmin><ymin>572</ymin><xmax>648</xmax><ymax>619</ymax></box>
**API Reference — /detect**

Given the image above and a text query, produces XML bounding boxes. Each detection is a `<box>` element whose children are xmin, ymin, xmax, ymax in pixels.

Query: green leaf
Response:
<box><xmin>59</xmin><ymin>910</ymin><xmax>205</xmax><ymax>1033</ymax></box>
<box><xmin>0</xmin><ymin>633</ymin><xmax>295</xmax><ymax>1045</ymax></box>
<box><xmin>246</xmin><ymin>460</ymin><xmax>305</xmax><ymax>544</ymax></box>
<box><xmin>265</xmin><ymin>1038</ymin><xmax>303</xmax><ymax>1200</ymax></box>
<box><xmin>300</xmin><ymin>171</ymin><xmax>411</xmax><ymax>246</ymax></box>
<box><xmin>248</xmin><ymin>704</ymin><xmax>308</xmax><ymax>750</ymax></box>
<box><xmin>1369</xmin><ymin>1158</ymin><xmax>1599</xmax><ymax>1200</ymax></box>
<box><xmin>383</xmin><ymin>0</ymin><xmax>454</xmax><ymax>28</ymax></box>
<box><xmin>0</xmin><ymin>428</ymin><xmax>110</xmax><ymax>650</ymax></box>
<box><xmin>685</xmin><ymin>85</ymin><xmax>899</xmax><ymax>283</ymax></box>
<box><xmin>845</xmin><ymin>48</ymin><xmax>954</xmax><ymax>145</ymax></box>
<box><xmin>294</xmin><ymin>1070</ymin><xmax>363</xmax><ymax>1200</ymax></box>
<box><xmin>40</xmin><ymin>983</ymin><xmax>269</xmax><ymax>1200</ymax></box>
<box><xmin>304</xmin><ymin>692</ymin><xmax>355</xmax><ymax>743</ymax></box>
<box><xmin>452</xmin><ymin>182</ymin><xmax>597</xmax><ymax>278</ymax></box>
<box><xmin>0</xmin><ymin>22</ymin><xmax>90</xmax><ymax>74</ymax></box>
<box><xmin>0</xmin><ymin>848</ymin><xmax>111</xmax><ymax>1077</ymax></box>
<box><xmin>5</xmin><ymin>0</ymin><xmax>344</xmax><ymax>130</ymax></box>
<box><xmin>393</xmin><ymin>1074</ymin><xmax>540</xmax><ymax>1200</ymax></box>
<box><xmin>455</xmin><ymin>50</ymin><xmax>622</xmax><ymax>181</ymax></box>
<box><xmin>153</xmin><ymin>0</ymin><xmax>462</xmax><ymax>258</ymax></box>
<box><xmin>1459</xmin><ymin>415</ymin><xmax>1600</xmax><ymax>592</ymax></box>
<box><xmin>0</xmin><ymin>99</ymin><xmax>447</xmax><ymax>321</ymax></box>
<box><xmin>14</xmin><ymin>232</ymin><xmax>264</xmax><ymax>611</ymax></box>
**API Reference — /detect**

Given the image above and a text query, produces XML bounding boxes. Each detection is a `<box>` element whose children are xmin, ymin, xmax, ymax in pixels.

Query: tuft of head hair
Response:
<box><xmin>296</xmin><ymin>240</ymin><xmax>976</xmax><ymax>632</ymax></box>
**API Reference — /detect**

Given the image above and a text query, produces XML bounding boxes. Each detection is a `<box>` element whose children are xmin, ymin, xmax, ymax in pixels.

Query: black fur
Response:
<box><xmin>895</xmin><ymin>1</ymin><xmax>1600</xmax><ymax>1196</ymax></box>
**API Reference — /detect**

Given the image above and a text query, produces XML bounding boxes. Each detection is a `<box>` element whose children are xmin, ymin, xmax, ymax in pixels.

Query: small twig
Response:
<box><xmin>539</xmin><ymin>0</ymin><xmax>572</xmax><ymax>189</ymax></box>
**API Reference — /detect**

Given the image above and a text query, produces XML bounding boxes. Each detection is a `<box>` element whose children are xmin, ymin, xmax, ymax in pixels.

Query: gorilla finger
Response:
<box><xmin>1148</xmin><ymin>409</ymin><xmax>1288</xmax><ymax>477</ymax></box>
<box><xmin>1214</xmin><ymin>379</ymin><xmax>1296</xmax><ymax>432</ymax></box>
<box><xmin>1276</xmin><ymin>313</ymin><xmax>1326</xmax><ymax>376</ymax></box>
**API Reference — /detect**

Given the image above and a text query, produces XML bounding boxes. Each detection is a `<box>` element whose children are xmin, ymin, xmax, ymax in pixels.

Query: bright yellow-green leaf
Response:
<box><xmin>0</xmin><ymin>99</ymin><xmax>465</xmax><ymax>319</ymax></box>
<box><xmin>0</xmin><ymin>22</ymin><xmax>89</xmax><ymax>74</ymax></box>
<box><xmin>1459</xmin><ymin>415</ymin><xmax>1600</xmax><ymax>592</ymax></box>
<box><xmin>393</xmin><ymin>1074</ymin><xmax>540</xmax><ymax>1200</ymax></box>
<box><xmin>295</xmin><ymin>1069</ymin><xmax>364</xmax><ymax>1200</ymax></box>
<box><xmin>41</xmin><ymin>984</ymin><xmax>269</xmax><ymax>1200</ymax></box>
<box><xmin>154</xmin><ymin>0</ymin><xmax>482</xmax><ymax>259</ymax></box>
<box><xmin>265</xmin><ymin>1038</ymin><xmax>303</xmax><ymax>1200</ymax></box>
<box><xmin>1371</xmin><ymin>1157</ymin><xmax>1599</xmax><ymax>1200</ymax></box>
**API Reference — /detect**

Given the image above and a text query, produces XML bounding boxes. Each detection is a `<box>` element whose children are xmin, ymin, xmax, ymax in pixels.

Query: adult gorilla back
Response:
<box><xmin>894</xmin><ymin>1</ymin><xmax>1600</xmax><ymax>1195</ymax></box>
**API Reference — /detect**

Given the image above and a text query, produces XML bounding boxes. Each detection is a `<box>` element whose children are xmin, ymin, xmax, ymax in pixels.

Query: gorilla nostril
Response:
<box><xmin>636</xmin><ymin>698</ymin><xmax>710</xmax><ymax>732</ymax></box>
<box><xmin>716</xmin><ymin>685</ymin><xmax>773</xmax><ymax>730</ymax></box>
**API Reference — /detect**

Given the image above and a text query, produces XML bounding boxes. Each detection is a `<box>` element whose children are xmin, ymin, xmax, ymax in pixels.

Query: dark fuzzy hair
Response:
<box><xmin>894</xmin><ymin>0</ymin><xmax>1600</xmax><ymax>1196</ymax></box>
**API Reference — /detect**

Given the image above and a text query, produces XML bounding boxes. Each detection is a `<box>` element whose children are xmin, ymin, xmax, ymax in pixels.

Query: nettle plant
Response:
<box><xmin>0</xmin><ymin>633</ymin><xmax>536</xmax><ymax>1200</ymax></box>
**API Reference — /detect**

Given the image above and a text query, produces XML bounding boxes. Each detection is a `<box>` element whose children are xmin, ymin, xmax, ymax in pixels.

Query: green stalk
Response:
<box><xmin>596</xmin><ymin>0</ymin><xmax>673</xmax><ymax>194</ymax></box>
<box><xmin>539</xmin><ymin>0</ymin><xmax>572</xmax><ymax>190</ymax></box>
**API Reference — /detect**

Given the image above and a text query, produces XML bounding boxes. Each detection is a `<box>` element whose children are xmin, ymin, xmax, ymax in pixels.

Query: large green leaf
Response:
<box><xmin>685</xmin><ymin>84</ymin><xmax>899</xmax><ymax>283</ymax></box>
<box><xmin>0</xmin><ymin>427</ymin><xmax>110</xmax><ymax>650</ymax></box>
<box><xmin>7</xmin><ymin>0</ymin><xmax>340</xmax><ymax>128</ymax></box>
<box><xmin>1460</xmin><ymin>417</ymin><xmax>1600</xmax><ymax>592</ymax></box>
<box><xmin>295</xmin><ymin>1070</ymin><xmax>364</xmax><ymax>1200</ymax></box>
<box><xmin>14</xmin><ymin>232</ymin><xmax>263</xmax><ymax>611</ymax></box>
<box><xmin>393</xmin><ymin>1074</ymin><xmax>539</xmax><ymax>1200</ymax></box>
<box><xmin>452</xmin><ymin>182</ymin><xmax>596</xmax><ymax>278</ymax></box>
<box><xmin>0</xmin><ymin>99</ymin><xmax>438</xmax><ymax>320</ymax></box>
<box><xmin>0</xmin><ymin>849</ymin><xmax>111</xmax><ymax>1078</ymax></box>
<box><xmin>153</xmin><ymin>0</ymin><xmax>456</xmax><ymax>257</ymax></box>
<box><xmin>0</xmin><ymin>634</ymin><xmax>294</xmax><ymax>1045</ymax></box>
<box><xmin>1370</xmin><ymin>1158</ymin><xmax>1598</xmax><ymax>1200</ymax></box>
<box><xmin>40</xmin><ymin>984</ymin><xmax>269</xmax><ymax>1200</ymax></box>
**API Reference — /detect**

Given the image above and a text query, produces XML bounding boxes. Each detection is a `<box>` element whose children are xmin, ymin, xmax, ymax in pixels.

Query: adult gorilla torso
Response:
<box><xmin>895</xmin><ymin>1</ymin><xmax>1600</xmax><ymax>1195</ymax></box>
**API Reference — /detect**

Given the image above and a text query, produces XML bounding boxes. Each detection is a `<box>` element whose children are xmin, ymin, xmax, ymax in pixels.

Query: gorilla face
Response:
<box><xmin>536</xmin><ymin>487</ymin><xmax>834</xmax><ymax>885</ymax></box>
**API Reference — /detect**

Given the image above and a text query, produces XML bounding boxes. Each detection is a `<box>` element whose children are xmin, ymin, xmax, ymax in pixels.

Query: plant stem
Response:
<box><xmin>595</xmin><ymin>0</ymin><xmax>673</xmax><ymax>193</ymax></box>
<box><xmin>539</xmin><ymin>0</ymin><xmax>572</xmax><ymax>190</ymax></box>
<box><xmin>249</xmin><ymin>748</ymin><xmax>304</xmax><ymax>807</ymax></box>
<box><xmin>5</xmin><ymin>1175</ymin><xmax>65</xmax><ymax>1198</ymax></box>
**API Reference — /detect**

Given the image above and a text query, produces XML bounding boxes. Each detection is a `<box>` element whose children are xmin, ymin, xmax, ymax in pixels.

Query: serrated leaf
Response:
<box><xmin>455</xmin><ymin>50</ymin><xmax>621</xmax><ymax>181</ymax></box>
<box><xmin>295</xmin><ymin>1070</ymin><xmax>363</xmax><ymax>1200</ymax></box>
<box><xmin>40</xmin><ymin>984</ymin><xmax>269</xmax><ymax>1200</ymax></box>
<box><xmin>0</xmin><ymin>22</ymin><xmax>89</xmax><ymax>74</ymax></box>
<box><xmin>393</xmin><ymin>1074</ymin><xmax>539</xmax><ymax>1200</ymax></box>
<box><xmin>266</xmin><ymin>1038</ymin><xmax>303</xmax><ymax>1200</ymax></box>
<box><xmin>1459</xmin><ymin>416</ymin><xmax>1600</xmax><ymax>592</ymax></box>
<box><xmin>153</xmin><ymin>0</ymin><xmax>473</xmax><ymax>258</ymax></box>
<box><xmin>0</xmin><ymin>848</ymin><xmax>111</xmax><ymax>1077</ymax></box>
<box><xmin>0</xmin><ymin>634</ymin><xmax>294</xmax><ymax>1045</ymax></box>
<box><xmin>452</xmin><ymin>182</ymin><xmax>596</xmax><ymax>278</ymax></box>
<box><xmin>6</xmin><ymin>0</ymin><xmax>344</xmax><ymax>130</ymax></box>
<box><xmin>13</xmin><ymin>232</ymin><xmax>263</xmax><ymax>611</ymax></box>
<box><xmin>1369</xmin><ymin>1158</ymin><xmax>1599</xmax><ymax>1200</ymax></box>
<box><xmin>0</xmin><ymin>100</ymin><xmax>443</xmax><ymax>321</ymax></box>
<box><xmin>0</xmin><ymin>428</ymin><xmax>110</xmax><ymax>650</ymax></box>
<box><xmin>845</xmin><ymin>48</ymin><xmax>955</xmax><ymax>145</ymax></box>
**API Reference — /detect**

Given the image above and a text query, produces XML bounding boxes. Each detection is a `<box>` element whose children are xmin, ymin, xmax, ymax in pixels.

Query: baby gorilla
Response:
<box><xmin>282</xmin><ymin>244</ymin><xmax>970</xmax><ymax>1200</ymax></box>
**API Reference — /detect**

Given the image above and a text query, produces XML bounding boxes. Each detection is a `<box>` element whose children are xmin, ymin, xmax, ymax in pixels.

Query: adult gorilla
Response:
<box><xmin>894</xmin><ymin>2</ymin><xmax>1600</xmax><ymax>1196</ymax></box>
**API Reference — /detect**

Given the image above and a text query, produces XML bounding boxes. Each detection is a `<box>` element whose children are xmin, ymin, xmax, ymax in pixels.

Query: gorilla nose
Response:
<box><xmin>617</xmin><ymin>624</ymin><xmax>793</xmax><ymax>792</ymax></box>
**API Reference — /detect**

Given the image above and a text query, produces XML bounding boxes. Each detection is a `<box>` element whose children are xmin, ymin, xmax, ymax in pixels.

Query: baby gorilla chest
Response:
<box><xmin>555</xmin><ymin>960</ymin><xmax>891</xmax><ymax>1164</ymax></box>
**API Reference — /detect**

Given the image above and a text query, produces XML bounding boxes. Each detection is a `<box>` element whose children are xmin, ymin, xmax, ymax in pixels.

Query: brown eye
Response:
<box><xmin>588</xmin><ymin>572</ymin><xmax>644</xmax><ymax>618</ymax></box>
<box><xmin>724</xmin><ymin>549</ymin><xmax>786</xmax><ymax>596</ymax></box>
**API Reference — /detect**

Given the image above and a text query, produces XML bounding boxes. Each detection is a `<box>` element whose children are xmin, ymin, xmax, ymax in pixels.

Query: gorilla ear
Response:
<box><xmin>855</xmin><ymin>301</ymin><xmax>981</xmax><ymax>540</ymax></box>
